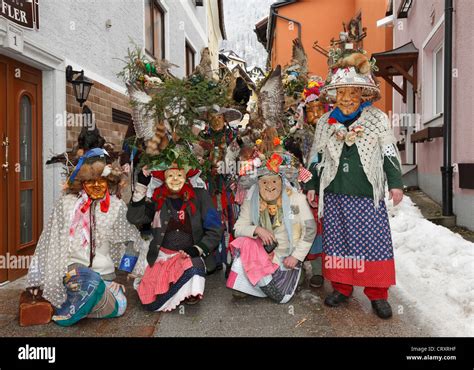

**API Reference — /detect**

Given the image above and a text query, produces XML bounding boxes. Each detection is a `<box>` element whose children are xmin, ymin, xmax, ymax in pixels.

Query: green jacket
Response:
<box><xmin>306</xmin><ymin>144</ymin><xmax>403</xmax><ymax>197</ymax></box>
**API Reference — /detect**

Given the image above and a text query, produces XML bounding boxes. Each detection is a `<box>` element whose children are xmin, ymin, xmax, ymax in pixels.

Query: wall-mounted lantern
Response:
<box><xmin>66</xmin><ymin>65</ymin><xmax>93</xmax><ymax>107</ymax></box>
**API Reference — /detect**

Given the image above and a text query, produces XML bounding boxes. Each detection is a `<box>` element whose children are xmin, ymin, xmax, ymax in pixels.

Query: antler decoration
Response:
<box><xmin>312</xmin><ymin>41</ymin><xmax>329</xmax><ymax>58</ymax></box>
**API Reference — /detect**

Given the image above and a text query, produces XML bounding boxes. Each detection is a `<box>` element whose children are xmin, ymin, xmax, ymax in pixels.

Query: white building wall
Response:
<box><xmin>1</xmin><ymin>0</ymin><xmax>211</xmax><ymax>225</ymax></box>
<box><xmin>206</xmin><ymin>0</ymin><xmax>224</xmax><ymax>79</ymax></box>
<box><xmin>161</xmin><ymin>0</ymin><xmax>208</xmax><ymax>77</ymax></box>
<box><xmin>23</xmin><ymin>0</ymin><xmax>145</xmax><ymax>87</ymax></box>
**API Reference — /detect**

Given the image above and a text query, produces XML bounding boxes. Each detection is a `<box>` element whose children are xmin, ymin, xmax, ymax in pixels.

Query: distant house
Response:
<box><xmin>219</xmin><ymin>50</ymin><xmax>256</xmax><ymax>90</ymax></box>
<box><xmin>219</xmin><ymin>49</ymin><xmax>247</xmax><ymax>71</ymax></box>
<box><xmin>247</xmin><ymin>66</ymin><xmax>265</xmax><ymax>83</ymax></box>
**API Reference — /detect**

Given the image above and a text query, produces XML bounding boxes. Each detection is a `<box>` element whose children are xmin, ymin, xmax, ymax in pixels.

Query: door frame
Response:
<box><xmin>0</xmin><ymin>57</ymin><xmax>7</xmax><ymax>283</ymax></box>
<box><xmin>0</xmin><ymin>54</ymin><xmax>43</xmax><ymax>282</ymax></box>
<box><xmin>0</xmin><ymin>25</ymin><xmax>68</xmax><ymax>283</ymax></box>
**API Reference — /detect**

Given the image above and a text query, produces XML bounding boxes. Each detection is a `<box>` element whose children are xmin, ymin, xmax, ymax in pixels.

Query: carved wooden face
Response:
<box><xmin>164</xmin><ymin>168</ymin><xmax>186</xmax><ymax>193</ymax></box>
<box><xmin>210</xmin><ymin>113</ymin><xmax>225</xmax><ymax>132</ymax></box>
<box><xmin>267</xmin><ymin>204</ymin><xmax>278</xmax><ymax>216</ymax></box>
<box><xmin>306</xmin><ymin>101</ymin><xmax>326</xmax><ymax>125</ymax></box>
<box><xmin>335</xmin><ymin>87</ymin><xmax>362</xmax><ymax>115</ymax></box>
<box><xmin>83</xmin><ymin>178</ymin><xmax>108</xmax><ymax>200</ymax></box>
<box><xmin>258</xmin><ymin>175</ymin><xmax>282</xmax><ymax>203</ymax></box>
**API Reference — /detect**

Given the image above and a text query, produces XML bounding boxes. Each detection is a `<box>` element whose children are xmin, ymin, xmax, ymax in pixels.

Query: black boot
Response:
<box><xmin>324</xmin><ymin>290</ymin><xmax>350</xmax><ymax>307</ymax></box>
<box><xmin>371</xmin><ymin>299</ymin><xmax>393</xmax><ymax>319</ymax></box>
<box><xmin>309</xmin><ymin>275</ymin><xmax>324</xmax><ymax>288</ymax></box>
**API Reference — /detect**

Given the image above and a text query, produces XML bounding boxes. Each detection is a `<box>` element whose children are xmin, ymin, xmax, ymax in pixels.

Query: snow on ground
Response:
<box><xmin>387</xmin><ymin>196</ymin><xmax>474</xmax><ymax>336</ymax></box>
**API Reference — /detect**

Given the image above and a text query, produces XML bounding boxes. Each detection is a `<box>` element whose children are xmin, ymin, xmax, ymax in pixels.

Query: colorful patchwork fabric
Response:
<box><xmin>52</xmin><ymin>267</ymin><xmax>106</xmax><ymax>327</ymax></box>
<box><xmin>142</xmin><ymin>266</ymin><xmax>206</xmax><ymax>312</ymax></box>
<box><xmin>52</xmin><ymin>266</ymin><xmax>127</xmax><ymax>326</ymax></box>
<box><xmin>322</xmin><ymin>192</ymin><xmax>396</xmax><ymax>287</ymax></box>
<box><xmin>227</xmin><ymin>239</ymin><xmax>302</xmax><ymax>304</ymax></box>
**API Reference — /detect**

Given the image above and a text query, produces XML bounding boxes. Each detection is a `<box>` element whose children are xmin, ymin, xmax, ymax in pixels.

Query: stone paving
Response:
<box><xmin>0</xmin><ymin>269</ymin><xmax>432</xmax><ymax>337</ymax></box>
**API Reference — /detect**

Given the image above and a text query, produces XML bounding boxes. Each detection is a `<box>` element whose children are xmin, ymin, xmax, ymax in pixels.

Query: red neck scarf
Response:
<box><xmin>152</xmin><ymin>183</ymin><xmax>196</xmax><ymax>223</ymax></box>
<box><xmin>80</xmin><ymin>189</ymin><xmax>111</xmax><ymax>213</ymax></box>
<box><xmin>151</xmin><ymin>168</ymin><xmax>200</xmax><ymax>223</ymax></box>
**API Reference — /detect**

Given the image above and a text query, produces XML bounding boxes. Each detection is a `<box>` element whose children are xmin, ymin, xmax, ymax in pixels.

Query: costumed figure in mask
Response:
<box><xmin>126</xmin><ymin>145</ymin><xmax>223</xmax><ymax>311</ymax></box>
<box><xmin>306</xmin><ymin>49</ymin><xmax>403</xmax><ymax>319</ymax></box>
<box><xmin>226</xmin><ymin>149</ymin><xmax>316</xmax><ymax>303</ymax></box>
<box><xmin>25</xmin><ymin>148</ymin><xmax>141</xmax><ymax>326</ymax></box>
<box><xmin>200</xmin><ymin>106</ymin><xmax>243</xmax><ymax>271</ymax></box>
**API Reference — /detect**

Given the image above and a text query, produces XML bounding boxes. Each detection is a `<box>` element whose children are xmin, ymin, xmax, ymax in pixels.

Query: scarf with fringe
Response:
<box><xmin>308</xmin><ymin>106</ymin><xmax>402</xmax><ymax>218</ymax></box>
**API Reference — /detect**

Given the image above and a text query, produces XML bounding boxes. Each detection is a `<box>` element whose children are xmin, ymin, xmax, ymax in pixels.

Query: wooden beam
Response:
<box><xmin>392</xmin><ymin>62</ymin><xmax>414</xmax><ymax>85</ymax></box>
<box><xmin>410</xmin><ymin>127</ymin><xmax>444</xmax><ymax>143</ymax></box>
<box><xmin>413</xmin><ymin>60</ymin><xmax>418</xmax><ymax>92</ymax></box>
<box><xmin>382</xmin><ymin>76</ymin><xmax>405</xmax><ymax>99</ymax></box>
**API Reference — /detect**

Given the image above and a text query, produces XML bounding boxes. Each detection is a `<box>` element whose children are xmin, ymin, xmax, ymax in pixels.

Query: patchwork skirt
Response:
<box><xmin>138</xmin><ymin>248</ymin><xmax>206</xmax><ymax>312</ymax></box>
<box><xmin>52</xmin><ymin>266</ymin><xmax>127</xmax><ymax>327</ymax></box>
<box><xmin>322</xmin><ymin>192</ymin><xmax>396</xmax><ymax>288</ymax></box>
<box><xmin>226</xmin><ymin>237</ymin><xmax>301</xmax><ymax>304</ymax></box>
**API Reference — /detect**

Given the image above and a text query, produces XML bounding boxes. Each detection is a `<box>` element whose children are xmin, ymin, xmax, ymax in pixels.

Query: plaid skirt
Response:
<box><xmin>322</xmin><ymin>192</ymin><xmax>396</xmax><ymax>288</ymax></box>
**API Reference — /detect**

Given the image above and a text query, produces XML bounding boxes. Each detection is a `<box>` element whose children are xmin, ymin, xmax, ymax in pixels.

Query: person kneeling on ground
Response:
<box><xmin>25</xmin><ymin>148</ymin><xmax>141</xmax><ymax>326</ymax></box>
<box><xmin>227</xmin><ymin>152</ymin><xmax>316</xmax><ymax>303</ymax></box>
<box><xmin>127</xmin><ymin>151</ymin><xmax>223</xmax><ymax>312</ymax></box>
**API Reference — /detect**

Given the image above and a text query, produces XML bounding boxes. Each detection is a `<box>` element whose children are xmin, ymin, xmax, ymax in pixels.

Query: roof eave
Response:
<box><xmin>266</xmin><ymin>0</ymin><xmax>299</xmax><ymax>52</ymax></box>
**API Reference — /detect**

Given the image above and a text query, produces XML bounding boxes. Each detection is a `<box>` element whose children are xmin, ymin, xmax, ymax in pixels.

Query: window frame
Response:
<box><xmin>185</xmin><ymin>40</ymin><xmax>196</xmax><ymax>77</ymax></box>
<box><xmin>145</xmin><ymin>0</ymin><xmax>166</xmax><ymax>60</ymax></box>
<box><xmin>421</xmin><ymin>15</ymin><xmax>445</xmax><ymax>126</ymax></box>
<box><xmin>433</xmin><ymin>43</ymin><xmax>444</xmax><ymax>116</ymax></box>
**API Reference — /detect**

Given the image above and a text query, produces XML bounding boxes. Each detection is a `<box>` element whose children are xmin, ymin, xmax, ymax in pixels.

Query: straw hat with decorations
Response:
<box><xmin>320</xmin><ymin>51</ymin><xmax>380</xmax><ymax>104</ymax></box>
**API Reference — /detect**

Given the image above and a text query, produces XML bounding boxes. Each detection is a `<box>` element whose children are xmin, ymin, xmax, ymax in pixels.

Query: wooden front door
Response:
<box><xmin>0</xmin><ymin>54</ymin><xmax>43</xmax><ymax>283</ymax></box>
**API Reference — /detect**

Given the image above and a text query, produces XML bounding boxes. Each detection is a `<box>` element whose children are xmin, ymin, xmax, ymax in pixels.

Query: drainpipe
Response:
<box><xmin>441</xmin><ymin>0</ymin><xmax>454</xmax><ymax>216</ymax></box>
<box><xmin>268</xmin><ymin>10</ymin><xmax>302</xmax><ymax>69</ymax></box>
<box><xmin>270</xmin><ymin>9</ymin><xmax>302</xmax><ymax>42</ymax></box>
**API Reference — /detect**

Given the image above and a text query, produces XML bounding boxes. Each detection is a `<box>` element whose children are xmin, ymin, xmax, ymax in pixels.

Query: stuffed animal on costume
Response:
<box><xmin>332</xmin><ymin>52</ymin><xmax>371</xmax><ymax>75</ymax></box>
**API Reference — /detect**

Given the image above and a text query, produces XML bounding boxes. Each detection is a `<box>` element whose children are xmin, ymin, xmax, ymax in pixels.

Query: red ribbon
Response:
<box><xmin>80</xmin><ymin>189</ymin><xmax>110</xmax><ymax>214</ymax></box>
<box><xmin>152</xmin><ymin>183</ymin><xmax>196</xmax><ymax>223</ymax></box>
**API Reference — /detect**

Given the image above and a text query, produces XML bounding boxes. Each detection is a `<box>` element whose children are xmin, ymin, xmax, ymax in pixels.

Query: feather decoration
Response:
<box><xmin>258</xmin><ymin>65</ymin><xmax>284</xmax><ymax>128</ymax></box>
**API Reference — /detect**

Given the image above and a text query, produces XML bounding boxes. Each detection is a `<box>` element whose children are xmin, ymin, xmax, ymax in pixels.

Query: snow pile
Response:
<box><xmin>387</xmin><ymin>196</ymin><xmax>474</xmax><ymax>336</ymax></box>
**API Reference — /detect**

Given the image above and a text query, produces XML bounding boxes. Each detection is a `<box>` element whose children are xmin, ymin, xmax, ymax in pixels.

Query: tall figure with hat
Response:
<box><xmin>306</xmin><ymin>50</ymin><xmax>403</xmax><ymax>319</ymax></box>
<box><xmin>25</xmin><ymin>148</ymin><xmax>141</xmax><ymax>326</ymax></box>
<box><xmin>200</xmin><ymin>105</ymin><xmax>242</xmax><ymax>271</ymax></box>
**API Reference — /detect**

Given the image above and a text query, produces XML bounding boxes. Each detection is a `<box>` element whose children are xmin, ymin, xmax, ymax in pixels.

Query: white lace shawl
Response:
<box><xmin>26</xmin><ymin>194</ymin><xmax>141</xmax><ymax>307</ymax></box>
<box><xmin>307</xmin><ymin>106</ymin><xmax>401</xmax><ymax>218</ymax></box>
